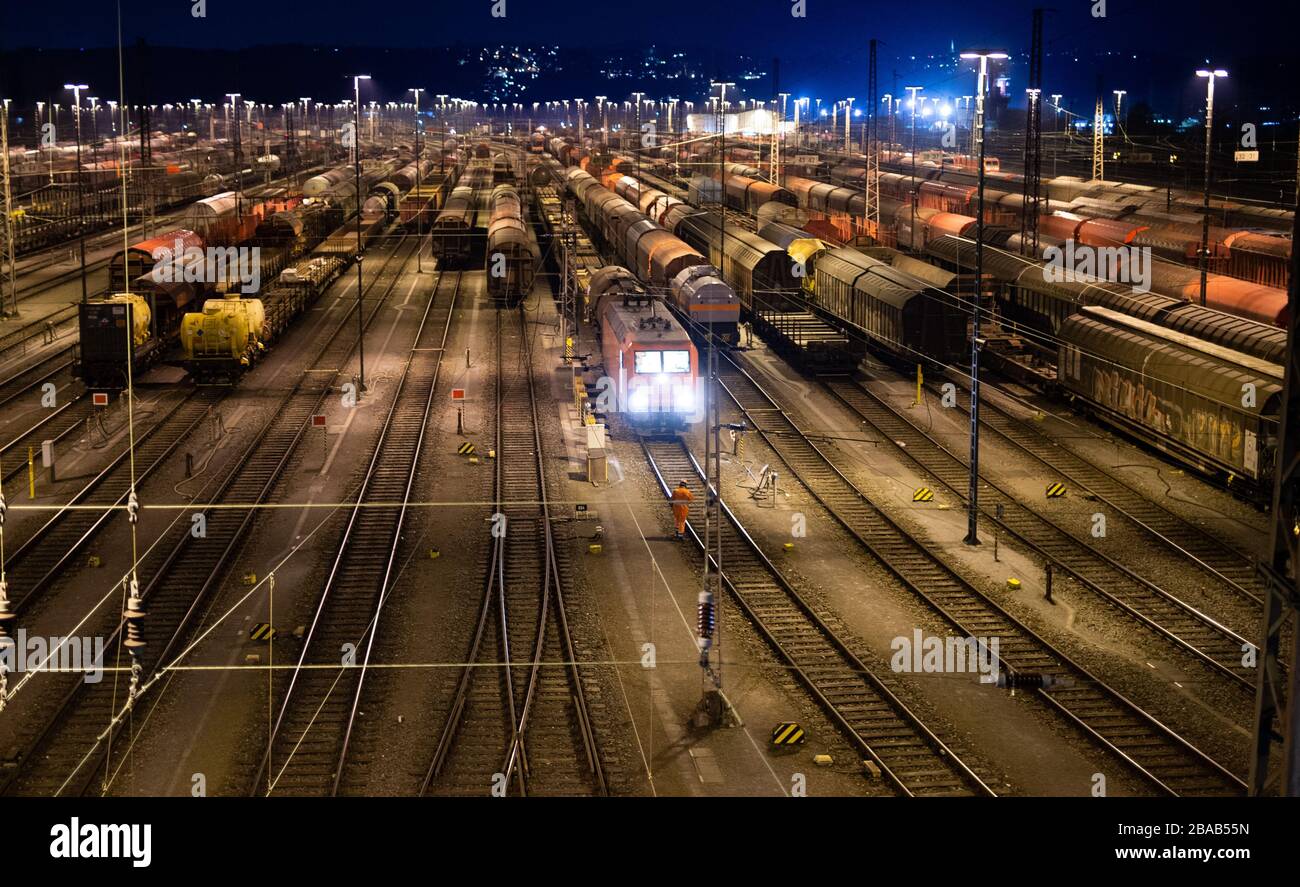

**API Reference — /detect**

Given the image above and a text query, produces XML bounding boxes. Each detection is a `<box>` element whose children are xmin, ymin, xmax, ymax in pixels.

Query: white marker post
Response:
<box><xmin>312</xmin><ymin>414</ymin><xmax>326</xmax><ymax>467</ymax></box>
<box><xmin>451</xmin><ymin>388</ymin><xmax>466</xmax><ymax>435</ymax></box>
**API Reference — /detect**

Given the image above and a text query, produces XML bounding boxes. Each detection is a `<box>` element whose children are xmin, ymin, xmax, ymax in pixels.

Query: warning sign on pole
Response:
<box><xmin>450</xmin><ymin>388</ymin><xmax>466</xmax><ymax>401</ymax></box>
<box><xmin>311</xmin><ymin>414</ymin><xmax>327</xmax><ymax>428</ymax></box>
<box><xmin>92</xmin><ymin>392</ymin><xmax>109</xmax><ymax>407</ymax></box>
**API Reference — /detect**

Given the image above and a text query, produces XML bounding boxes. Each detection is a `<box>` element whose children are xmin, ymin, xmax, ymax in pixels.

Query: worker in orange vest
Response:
<box><xmin>671</xmin><ymin>480</ymin><xmax>694</xmax><ymax>539</ymax></box>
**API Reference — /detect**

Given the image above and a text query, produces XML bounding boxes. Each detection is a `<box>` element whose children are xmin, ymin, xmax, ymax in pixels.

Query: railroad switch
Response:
<box><xmin>997</xmin><ymin>672</ymin><xmax>1073</xmax><ymax>691</ymax></box>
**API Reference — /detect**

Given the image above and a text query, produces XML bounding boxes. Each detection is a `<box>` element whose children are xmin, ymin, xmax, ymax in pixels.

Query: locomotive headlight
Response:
<box><xmin>675</xmin><ymin>385</ymin><xmax>695</xmax><ymax>412</ymax></box>
<box><xmin>627</xmin><ymin>385</ymin><xmax>651</xmax><ymax>413</ymax></box>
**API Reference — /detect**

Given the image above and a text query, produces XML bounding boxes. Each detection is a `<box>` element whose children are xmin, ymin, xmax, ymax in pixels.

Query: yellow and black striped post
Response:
<box><xmin>249</xmin><ymin>623</ymin><xmax>278</xmax><ymax>641</ymax></box>
<box><xmin>913</xmin><ymin>487</ymin><xmax>935</xmax><ymax>503</ymax></box>
<box><xmin>1045</xmin><ymin>482</ymin><xmax>1067</xmax><ymax>499</ymax></box>
<box><xmin>771</xmin><ymin>722</ymin><xmax>805</xmax><ymax>746</ymax></box>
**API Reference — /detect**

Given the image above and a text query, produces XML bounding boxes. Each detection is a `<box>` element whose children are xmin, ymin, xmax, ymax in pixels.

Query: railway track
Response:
<box><xmin>421</xmin><ymin>307</ymin><xmax>605</xmax><ymax>797</ymax></box>
<box><xmin>641</xmin><ymin>438</ymin><xmax>995</xmax><ymax>797</ymax></box>
<box><xmin>3</xmin><ymin>389</ymin><xmax>224</xmax><ymax>616</ymax></box>
<box><xmin>0</xmin><ymin>343</ymin><xmax>76</xmax><ymax>412</ymax></box>
<box><xmin>713</xmin><ymin>357</ymin><xmax>1245</xmax><ymax>796</ymax></box>
<box><xmin>0</xmin><ymin>396</ymin><xmax>92</xmax><ymax>488</ymax></box>
<box><xmin>0</xmin><ymin>236</ymin><xmax>422</xmax><ymax>797</ymax></box>
<box><xmin>819</xmin><ymin>377</ymin><xmax>1260</xmax><ymax>691</ymax></box>
<box><xmin>942</xmin><ymin>379</ymin><xmax>1264</xmax><ymax>604</ymax></box>
<box><xmin>0</xmin><ymin>305</ymin><xmax>78</xmax><ymax>359</ymax></box>
<box><xmin>254</xmin><ymin>267</ymin><xmax>461</xmax><ymax>797</ymax></box>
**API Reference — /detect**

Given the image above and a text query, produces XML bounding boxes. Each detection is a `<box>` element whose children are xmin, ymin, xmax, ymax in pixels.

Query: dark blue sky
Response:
<box><xmin>2</xmin><ymin>1</ymin><xmax>1295</xmax><ymax>114</ymax></box>
<box><xmin>3</xmin><ymin>1</ymin><xmax>1286</xmax><ymax>58</ymax></box>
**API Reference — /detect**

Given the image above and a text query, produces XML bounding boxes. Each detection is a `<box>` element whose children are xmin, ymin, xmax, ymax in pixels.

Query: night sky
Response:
<box><xmin>2</xmin><ymin>1</ymin><xmax>1297</xmax><ymax>115</ymax></box>
<box><xmin>3</xmin><ymin>0</ymin><xmax>1291</xmax><ymax>56</ymax></box>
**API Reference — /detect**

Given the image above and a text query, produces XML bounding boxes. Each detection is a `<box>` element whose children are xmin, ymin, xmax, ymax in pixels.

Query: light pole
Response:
<box><xmin>904</xmin><ymin>86</ymin><xmax>923</xmax><ymax>244</ymax></box>
<box><xmin>844</xmin><ymin>97</ymin><xmax>855</xmax><ymax>154</ymax></box>
<box><xmin>410</xmin><ymin>88</ymin><xmax>425</xmax><ymax>272</ymax></box>
<box><xmin>64</xmin><ymin>84</ymin><xmax>89</xmax><ymax>303</ymax></box>
<box><xmin>226</xmin><ymin>93</ymin><xmax>243</xmax><ymax>217</ymax></box>
<box><xmin>701</xmin><ymin>80</ymin><xmax>733</xmax><ymax>699</ymax></box>
<box><xmin>436</xmin><ymin>96</ymin><xmax>448</xmax><ymax>176</ymax></box>
<box><xmin>353</xmin><ymin>74</ymin><xmax>371</xmax><ymax>394</ymax></box>
<box><xmin>958</xmin><ymin>50</ymin><xmax>1007</xmax><ymax>546</ymax></box>
<box><xmin>1196</xmin><ymin>68</ymin><xmax>1227</xmax><ymax>307</ymax></box>
<box><xmin>880</xmin><ymin>94</ymin><xmax>892</xmax><ymax>152</ymax></box>
<box><xmin>1050</xmin><ymin>93</ymin><xmax>1063</xmax><ymax>161</ymax></box>
<box><xmin>87</xmin><ymin>97</ymin><xmax>100</xmax><ymax>173</ymax></box>
<box><xmin>632</xmin><ymin>91</ymin><xmax>644</xmax><ymax>183</ymax></box>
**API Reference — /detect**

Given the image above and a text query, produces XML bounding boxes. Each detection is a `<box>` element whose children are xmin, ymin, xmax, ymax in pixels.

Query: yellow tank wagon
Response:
<box><xmin>180</xmin><ymin>295</ymin><xmax>268</xmax><ymax>382</ymax></box>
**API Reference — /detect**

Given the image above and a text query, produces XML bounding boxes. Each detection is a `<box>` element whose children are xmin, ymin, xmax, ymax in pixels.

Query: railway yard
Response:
<box><xmin>0</xmin><ymin>20</ymin><xmax>1298</xmax><ymax>841</ymax></box>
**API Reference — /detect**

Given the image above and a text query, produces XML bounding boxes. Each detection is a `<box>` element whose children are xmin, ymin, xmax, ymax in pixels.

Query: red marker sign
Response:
<box><xmin>311</xmin><ymin>414</ymin><xmax>327</xmax><ymax>428</ymax></box>
<box><xmin>92</xmin><ymin>392</ymin><xmax>109</xmax><ymax>407</ymax></box>
<box><xmin>450</xmin><ymin>388</ymin><xmax>466</xmax><ymax>402</ymax></box>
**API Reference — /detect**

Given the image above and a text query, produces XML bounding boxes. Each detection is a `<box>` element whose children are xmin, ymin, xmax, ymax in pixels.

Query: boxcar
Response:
<box><xmin>813</xmin><ymin>247</ymin><xmax>965</xmax><ymax>365</ymax></box>
<box><xmin>1058</xmin><ymin>306</ymin><xmax>1280</xmax><ymax>487</ymax></box>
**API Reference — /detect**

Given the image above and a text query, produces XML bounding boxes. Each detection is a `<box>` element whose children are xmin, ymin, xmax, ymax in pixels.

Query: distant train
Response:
<box><xmin>588</xmin><ymin>266</ymin><xmax>699</xmax><ymax>430</ymax></box>
<box><xmin>76</xmin><ymin>155</ymin><xmax>422</xmax><ymax>389</ymax></box>
<box><xmin>897</xmin><ymin>206</ymin><xmax>1289</xmax><ymax>328</ymax></box>
<box><xmin>564</xmin><ymin>167</ymin><xmax>740</xmax><ymax>344</ymax></box>
<box><xmin>815</xmin><ymin>151</ymin><xmax>1295</xmax><ymax>288</ymax></box>
<box><xmin>431</xmin><ymin>159</ymin><xmax>492</xmax><ymax>263</ymax></box>
<box><xmin>485</xmin><ymin>184</ymin><xmax>540</xmax><ymax>303</ymax></box>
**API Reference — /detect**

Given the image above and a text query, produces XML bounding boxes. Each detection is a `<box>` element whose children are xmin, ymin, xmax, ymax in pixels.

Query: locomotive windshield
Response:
<box><xmin>634</xmin><ymin>350</ymin><xmax>691</xmax><ymax>374</ymax></box>
<box><xmin>662</xmin><ymin>350</ymin><xmax>691</xmax><ymax>373</ymax></box>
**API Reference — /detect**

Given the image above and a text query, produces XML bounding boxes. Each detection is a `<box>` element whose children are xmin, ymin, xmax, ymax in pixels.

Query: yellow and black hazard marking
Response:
<box><xmin>457</xmin><ymin>441</ymin><xmax>476</xmax><ymax>456</ymax></box>
<box><xmin>1045</xmin><ymin>482</ymin><xmax>1067</xmax><ymax>499</ymax></box>
<box><xmin>771</xmin><ymin>722</ymin><xmax>805</xmax><ymax>746</ymax></box>
<box><xmin>249</xmin><ymin>623</ymin><xmax>278</xmax><ymax>641</ymax></box>
<box><xmin>913</xmin><ymin>487</ymin><xmax>935</xmax><ymax>503</ymax></box>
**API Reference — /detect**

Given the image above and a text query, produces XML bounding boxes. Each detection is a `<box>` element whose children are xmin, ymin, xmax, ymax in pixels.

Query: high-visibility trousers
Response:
<box><xmin>672</xmin><ymin>503</ymin><xmax>689</xmax><ymax>534</ymax></box>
